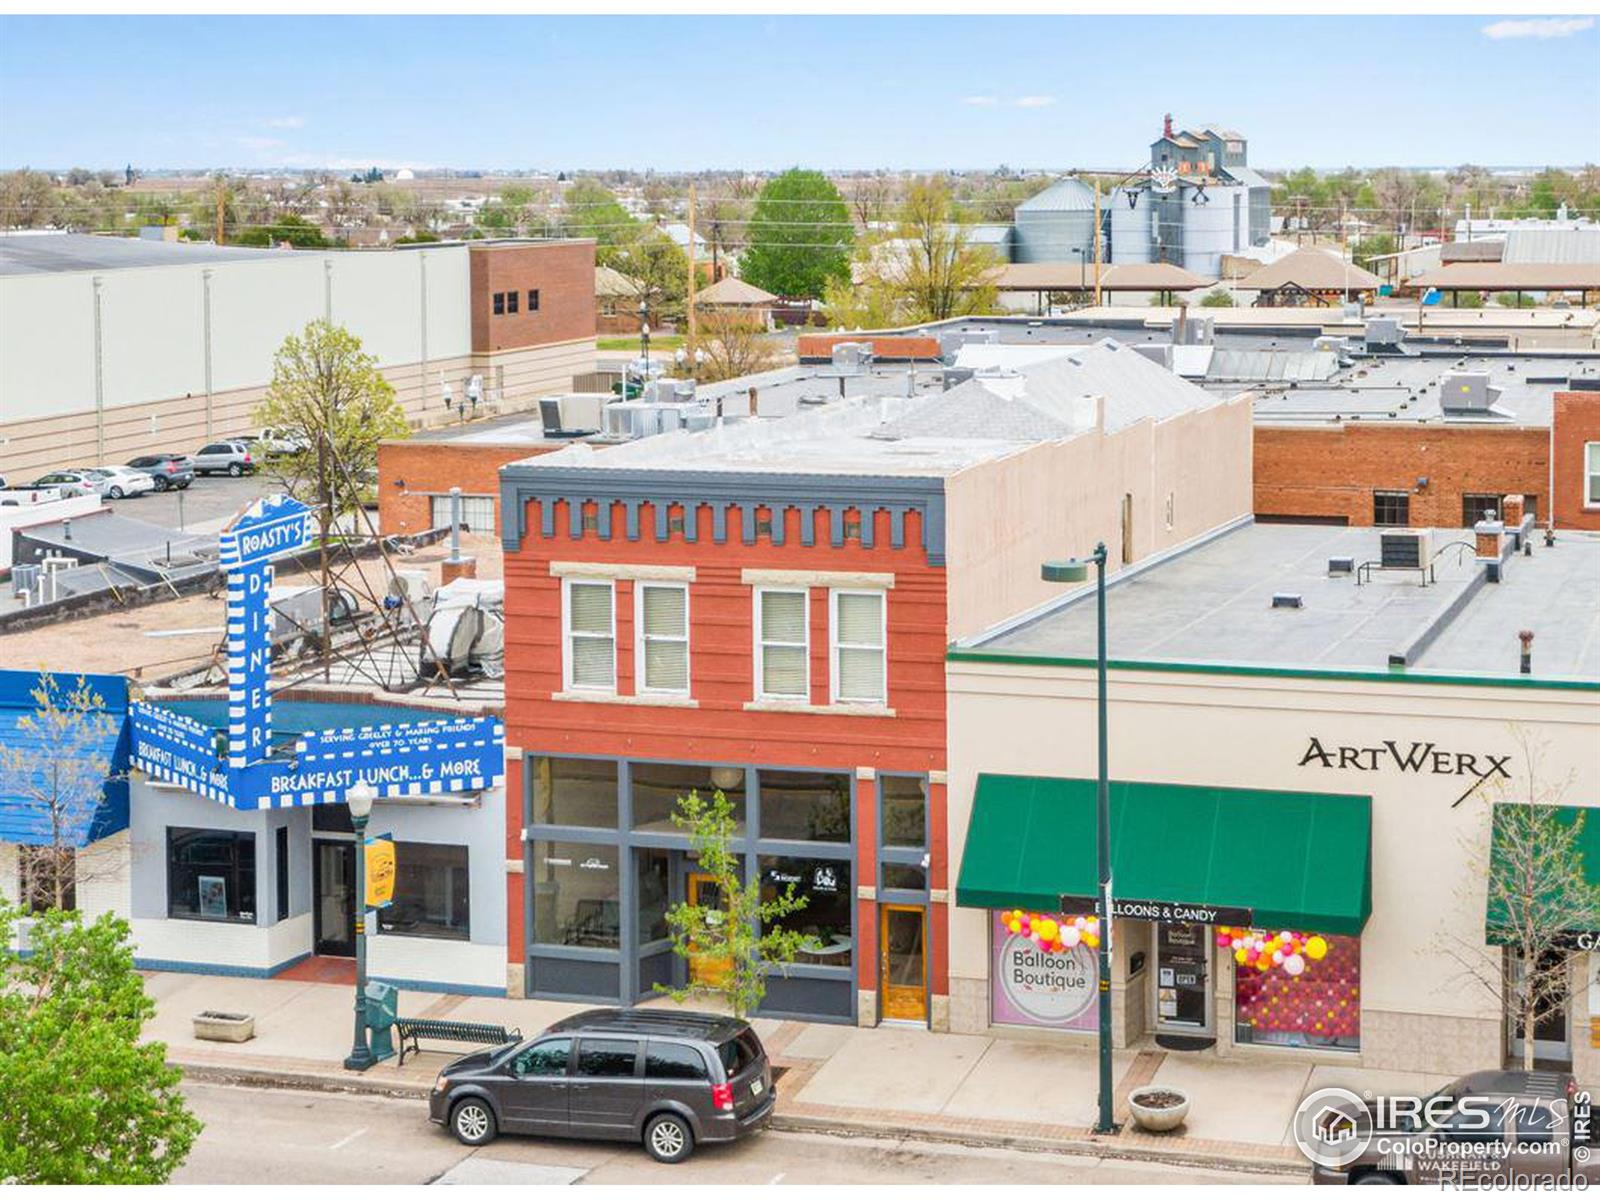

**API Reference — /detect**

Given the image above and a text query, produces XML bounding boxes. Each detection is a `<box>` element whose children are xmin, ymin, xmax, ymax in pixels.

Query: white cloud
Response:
<box><xmin>1481</xmin><ymin>16</ymin><xmax>1593</xmax><ymax>39</ymax></box>
<box><xmin>963</xmin><ymin>95</ymin><xmax>998</xmax><ymax>107</ymax></box>
<box><xmin>1015</xmin><ymin>95</ymin><xmax>1056</xmax><ymax>108</ymax></box>
<box><xmin>262</xmin><ymin>115</ymin><xmax>307</xmax><ymax>129</ymax></box>
<box><xmin>235</xmin><ymin>136</ymin><xmax>286</xmax><ymax>152</ymax></box>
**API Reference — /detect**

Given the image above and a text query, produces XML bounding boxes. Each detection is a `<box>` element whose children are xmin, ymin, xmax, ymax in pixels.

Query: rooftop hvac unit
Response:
<box><xmin>1379</xmin><ymin>528</ymin><xmax>1431</xmax><ymax>570</ymax></box>
<box><xmin>1313</xmin><ymin>335</ymin><xmax>1348</xmax><ymax>355</ymax></box>
<box><xmin>12</xmin><ymin>562</ymin><xmax>41</xmax><ymax>599</ymax></box>
<box><xmin>682</xmin><ymin>411</ymin><xmax>716</xmax><ymax>433</ymax></box>
<box><xmin>1171</xmin><ymin>315</ymin><xmax>1214</xmax><ymax>346</ymax></box>
<box><xmin>831</xmin><ymin>342</ymin><xmax>874</xmax><ymax>373</ymax></box>
<box><xmin>1342</xmin><ymin>300</ymin><xmax>1365</xmax><ymax>320</ymax></box>
<box><xmin>1133</xmin><ymin>344</ymin><xmax>1175</xmax><ymax>370</ymax></box>
<box><xmin>1438</xmin><ymin>372</ymin><xmax>1502</xmax><ymax>414</ymax></box>
<box><xmin>1362</xmin><ymin>318</ymin><xmax>1403</xmax><ymax>351</ymax></box>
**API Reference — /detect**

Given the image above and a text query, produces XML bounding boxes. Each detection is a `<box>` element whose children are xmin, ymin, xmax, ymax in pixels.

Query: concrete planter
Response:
<box><xmin>1127</xmin><ymin>1085</ymin><xmax>1190</xmax><ymax>1133</ymax></box>
<box><xmin>193</xmin><ymin>1011</ymin><xmax>255</xmax><ymax>1043</ymax></box>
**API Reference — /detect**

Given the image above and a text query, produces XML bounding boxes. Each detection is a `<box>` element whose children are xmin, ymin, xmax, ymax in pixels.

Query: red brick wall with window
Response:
<box><xmin>502</xmin><ymin>497</ymin><xmax>951</xmax><ymax>999</ymax></box>
<box><xmin>1552</xmin><ymin>391</ymin><xmax>1600</xmax><ymax>531</ymax></box>
<box><xmin>469</xmin><ymin>240</ymin><xmax>596</xmax><ymax>354</ymax></box>
<box><xmin>1253</xmin><ymin>423</ymin><xmax>1550</xmax><ymax>527</ymax></box>
<box><xmin>376</xmin><ymin>440</ymin><xmax>564</xmax><ymax>536</ymax></box>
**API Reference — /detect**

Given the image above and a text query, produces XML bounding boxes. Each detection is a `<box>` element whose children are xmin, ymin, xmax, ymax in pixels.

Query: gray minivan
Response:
<box><xmin>428</xmin><ymin>1008</ymin><xmax>774</xmax><ymax>1163</ymax></box>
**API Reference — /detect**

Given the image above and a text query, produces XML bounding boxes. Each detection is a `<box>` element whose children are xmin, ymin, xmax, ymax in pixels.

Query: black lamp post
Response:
<box><xmin>638</xmin><ymin>298</ymin><xmax>651</xmax><ymax>378</ymax></box>
<box><xmin>1041</xmin><ymin>542</ymin><xmax>1117</xmax><ymax>1135</ymax></box>
<box><xmin>342</xmin><ymin>778</ymin><xmax>377</xmax><ymax>1072</ymax></box>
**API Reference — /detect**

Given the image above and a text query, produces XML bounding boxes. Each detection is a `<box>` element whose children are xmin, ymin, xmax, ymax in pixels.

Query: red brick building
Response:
<box><xmin>495</xmin><ymin>343</ymin><xmax>1254</xmax><ymax>1024</ymax></box>
<box><xmin>378</xmin><ymin>437</ymin><xmax>563</xmax><ymax>537</ymax></box>
<box><xmin>1552</xmin><ymin>389</ymin><xmax>1600</xmax><ymax>532</ymax></box>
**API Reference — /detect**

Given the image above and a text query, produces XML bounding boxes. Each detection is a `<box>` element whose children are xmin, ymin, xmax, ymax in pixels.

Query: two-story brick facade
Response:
<box><xmin>497</xmin><ymin>341</ymin><xmax>1255</xmax><ymax>1025</ymax></box>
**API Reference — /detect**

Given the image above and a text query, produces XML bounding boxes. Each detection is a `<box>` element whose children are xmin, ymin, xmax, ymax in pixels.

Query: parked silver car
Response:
<box><xmin>191</xmin><ymin>440</ymin><xmax>258</xmax><ymax>477</ymax></box>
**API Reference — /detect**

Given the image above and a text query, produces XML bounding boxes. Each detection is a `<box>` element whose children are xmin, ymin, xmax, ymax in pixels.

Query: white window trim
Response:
<box><xmin>1585</xmin><ymin>442</ymin><xmax>1600</xmax><ymax>509</ymax></box>
<box><xmin>754</xmin><ymin>586</ymin><xmax>810</xmax><ymax>702</ymax></box>
<box><xmin>634</xmin><ymin>581</ymin><xmax>690</xmax><ymax>697</ymax></box>
<box><xmin>829</xmin><ymin>588</ymin><xmax>888</xmax><ymax>705</ymax></box>
<box><xmin>561</xmin><ymin>577</ymin><xmax>616</xmax><ymax>693</ymax></box>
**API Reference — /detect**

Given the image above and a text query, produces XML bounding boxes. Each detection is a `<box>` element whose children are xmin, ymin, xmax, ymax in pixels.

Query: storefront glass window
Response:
<box><xmin>532</xmin><ymin>841</ymin><xmax>620</xmax><ymax>948</ymax></box>
<box><xmin>1227</xmin><ymin>928</ymin><xmax>1360</xmax><ymax>1051</ymax></box>
<box><xmin>880</xmin><ymin>776</ymin><xmax>926</xmax><ymax>848</ymax></box>
<box><xmin>532</xmin><ymin>757</ymin><xmax>618</xmax><ymax>828</ymax></box>
<box><xmin>168</xmin><ymin>828</ymin><xmax>256</xmax><ymax>923</ymax></box>
<box><xmin>632</xmin><ymin>762</ymin><xmax>745</xmax><ymax>834</ymax></box>
<box><xmin>758</xmin><ymin>855</ymin><xmax>852</xmax><ymax>966</ymax></box>
<box><xmin>880</xmin><ymin>863</ymin><xmax>926</xmax><ymax>892</ymax></box>
<box><xmin>637</xmin><ymin>848</ymin><xmax>670</xmax><ymax>943</ymax></box>
<box><xmin>759</xmin><ymin>770</ymin><xmax>851</xmax><ymax>842</ymax></box>
<box><xmin>377</xmin><ymin>843</ymin><xmax>470</xmax><ymax>940</ymax></box>
<box><xmin>989</xmin><ymin>909</ymin><xmax>1100</xmax><ymax>1030</ymax></box>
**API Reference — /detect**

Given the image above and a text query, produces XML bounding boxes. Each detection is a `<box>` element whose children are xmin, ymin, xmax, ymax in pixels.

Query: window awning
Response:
<box><xmin>955</xmin><ymin>774</ymin><xmax>1372</xmax><ymax>935</ymax></box>
<box><xmin>1485</xmin><ymin>804</ymin><xmax>1600</xmax><ymax>945</ymax></box>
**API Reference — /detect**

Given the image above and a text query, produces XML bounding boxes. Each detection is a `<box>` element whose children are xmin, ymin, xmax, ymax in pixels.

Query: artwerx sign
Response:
<box><xmin>130</xmin><ymin>492</ymin><xmax>504</xmax><ymax>810</ymax></box>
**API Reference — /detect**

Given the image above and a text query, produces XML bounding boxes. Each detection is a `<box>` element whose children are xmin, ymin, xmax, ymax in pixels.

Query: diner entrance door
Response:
<box><xmin>313</xmin><ymin>839</ymin><xmax>356</xmax><ymax>958</ymax></box>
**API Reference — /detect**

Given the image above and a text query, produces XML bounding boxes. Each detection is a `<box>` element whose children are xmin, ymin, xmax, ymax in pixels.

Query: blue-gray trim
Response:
<box><xmin>499</xmin><ymin>466</ymin><xmax>949</xmax><ymax>566</ymax></box>
<box><xmin>134</xmin><ymin>952</ymin><xmax>311</xmax><ymax>979</ymax></box>
<box><xmin>370</xmin><ymin>975</ymin><xmax>505</xmax><ymax>997</ymax></box>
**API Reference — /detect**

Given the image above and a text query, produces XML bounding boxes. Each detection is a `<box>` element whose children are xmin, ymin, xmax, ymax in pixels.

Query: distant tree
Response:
<box><xmin>845</xmin><ymin>173</ymin><xmax>897</xmax><ymax>229</ymax></box>
<box><xmin>740</xmin><ymin>168</ymin><xmax>854</xmax><ymax>299</ymax></box>
<box><xmin>561</xmin><ymin>178</ymin><xmax>638</xmax><ymax>249</ymax></box>
<box><xmin>1196</xmin><ymin>289</ymin><xmax>1237</xmax><ymax>308</ymax></box>
<box><xmin>0</xmin><ymin>904</ymin><xmax>202</xmax><ymax>1182</ymax></box>
<box><xmin>0</xmin><ymin>673</ymin><xmax>120</xmax><ymax>912</ymax></box>
<box><xmin>692</xmin><ymin>308</ymin><xmax>782</xmax><ymax>383</ymax></box>
<box><xmin>1350</xmin><ymin>233</ymin><xmax>1397</xmax><ymax>273</ymax></box>
<box><xmin>655</xmin><ymin>790</ymin><xmax>818</xmax><ymax>1018</ymax></box>
<box><xmin>608</xmin><ymin>232</ymin><xmax>689</xmax><ymax>325</ymax></box>
<box><xmin>0</xmin><ymin>169</ymin><xmax>60</xmax><ymax>228</ymax></box>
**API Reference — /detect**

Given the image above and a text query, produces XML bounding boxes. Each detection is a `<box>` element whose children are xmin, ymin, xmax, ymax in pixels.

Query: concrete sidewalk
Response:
<box><xmin>144</xmin><ymin>971</ymin><xmax>1447</xmax><ymax>1177</ymax></box>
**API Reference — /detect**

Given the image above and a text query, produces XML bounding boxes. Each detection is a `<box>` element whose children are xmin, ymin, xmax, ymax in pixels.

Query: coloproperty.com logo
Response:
<box><xmin>1293</xmin><ymin>1087</ymin><xmax>1375</xmax><ymax>1169</ymax></box>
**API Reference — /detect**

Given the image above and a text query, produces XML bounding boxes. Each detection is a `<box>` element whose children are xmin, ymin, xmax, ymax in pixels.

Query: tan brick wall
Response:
<box><xmin>1253</xmin><ymin>423</ymin><xmax>1550</xmax><ymax>528</ymax></box>
<box><xmin>1552</xmin><ymin>390</ymin><xmax>1600</xmax><ymax>531</ymax></box>
<box><xmin>469</xmin><ymin>240</ymin><xmax>597</xmax><ymax>354</ymax></box>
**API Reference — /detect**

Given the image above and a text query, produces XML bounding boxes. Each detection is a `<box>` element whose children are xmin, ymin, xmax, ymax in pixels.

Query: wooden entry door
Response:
<box><xmin>880</xmin><ymin>905</ymin><xmax>927</xmax><ymax>1023</ymax></box>
<box><xmin>687</xmin><ymin>872</ymin><xmax>732</xmax><ymax>987</ymax></box>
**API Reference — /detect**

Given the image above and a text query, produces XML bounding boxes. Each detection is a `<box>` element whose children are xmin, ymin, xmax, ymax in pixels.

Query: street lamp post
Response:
<box><xmin>638</xmin><ymin>299</ymin><xmax>651</xmax><ymax>379</ymax></box>
<box><xmin>1041</xmin><ymin>543</ymin><xmax>1117</xmax><ymax>1135</ymax></box>
<box><xmin>343</xmin><ymin>778</ymin><xmax>377</xmax><ymax>1072</ymax></box>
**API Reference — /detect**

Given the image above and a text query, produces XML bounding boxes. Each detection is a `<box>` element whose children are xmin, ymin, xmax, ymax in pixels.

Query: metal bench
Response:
<box><xmin>394</xmin><ymin>1018</ymin><xmax>521</xmax><ymax>1066</ymax></box>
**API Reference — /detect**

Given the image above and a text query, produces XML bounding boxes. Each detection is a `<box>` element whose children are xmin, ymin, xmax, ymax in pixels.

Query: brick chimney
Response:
<box><xmin>1163</xmin><ymin>112</ymin><xmax>1174</xmax><ymax>139</ymax></box>
<box><xmin>1502</xmin><ymin>494</ymin><xmax>1525</xmax><ymax>527</ymax></box>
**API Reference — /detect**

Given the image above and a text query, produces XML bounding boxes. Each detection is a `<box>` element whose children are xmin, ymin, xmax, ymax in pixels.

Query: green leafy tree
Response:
<box><xmin>608</xmin><ymin>232</ymin><xmax>690</xmax><ymax>325</ymax></box>
<box><xmin>740</xmin><ymin>169</ymin><xmax>854</xmax><ymax>299</ymax></box>
<box><xmin>560</xmin><ymin>178</ymin><xmax>638</xmax><ymax>249</ymax></box>
<box><xmin>0</xmin><ymin>905</ymin><xmax>202</xmax><ymax>1181</ymax></box>
<box><xmin>656</xmin><ymin>790</ymin><xmax>818</xmax><ymax>1018</ymax></box>
<box><xmin>1350</xmin><ymin>233</ymin><xmax>1396</xmax><ymax>273</ymax></box>
<box><xmin>0</xmin><ymin>673</ymin><xmax>119</xmax><ymax>911</ymax></box>
<box><xmin>1196</xmin><ymin>288</ymin><xmax>1237</xmax><ymax>308</ymax></box>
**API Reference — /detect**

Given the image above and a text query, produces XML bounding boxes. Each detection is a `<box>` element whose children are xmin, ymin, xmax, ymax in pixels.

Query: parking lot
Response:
<box><xmin>101</xmin><ymin>468</ymin><xmax>281</xmax><ymax>532</ymax></box>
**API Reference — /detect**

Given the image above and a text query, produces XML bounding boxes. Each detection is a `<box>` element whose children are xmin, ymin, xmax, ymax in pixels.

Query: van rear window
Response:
<box><xmin>717</xmin><ymin>1030</ymin><xmax>762</xmax><ymax>1077</ymax></box>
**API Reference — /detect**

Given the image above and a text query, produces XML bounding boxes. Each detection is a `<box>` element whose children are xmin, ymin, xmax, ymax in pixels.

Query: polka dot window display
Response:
<box><xmin>1220</xmin><ymin>927</ymin><xmax>1361</xmax><ymax>1049</ymax></box>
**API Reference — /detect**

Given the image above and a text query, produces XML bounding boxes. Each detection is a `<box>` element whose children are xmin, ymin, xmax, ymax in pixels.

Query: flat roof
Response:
<box><xmin>967</xmin><ymin>522</ymin><xmax>1600</xmax><ymax>683</ymax></box>
<box><xmin>0</xmin><ymin>232</ymin><xmax>300</xmax><ymax>276</ymax></box>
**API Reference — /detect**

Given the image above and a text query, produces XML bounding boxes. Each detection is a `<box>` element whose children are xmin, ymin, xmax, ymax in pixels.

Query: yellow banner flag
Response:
<box><xmin>365</xmin><ymin>836</ymin><xmax>396</xmax><ymax>908</ymax></box>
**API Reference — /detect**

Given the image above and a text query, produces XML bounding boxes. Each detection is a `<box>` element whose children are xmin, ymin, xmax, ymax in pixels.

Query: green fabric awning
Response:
<box><xmin>1485</xmin><ymin>804</ymin><xmax>1600</xmax><ymax>944</ymax></box>
<box><xmin>955</xmin><ymin>774</ymin><xmax>1372</xmax><ymax>936</ymax></box>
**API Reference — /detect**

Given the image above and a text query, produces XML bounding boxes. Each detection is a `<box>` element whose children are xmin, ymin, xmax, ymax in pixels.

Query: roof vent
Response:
<box><xmin>1380</xmin><ymin>528</ymin><xmax>1431</xmax><ymax>570</ymax></box>
<box><xmin>1439</xmin><ymin>371</ymin><xmax>1502</xmax><ymax>415</ymax></box>
<box><xmin>1271</xmin><ymin>593</ymin><xmax>1304</xmax><ymax>609</ymax></box>
<box><xmin>1327</xmin><ymin>556</ymin><xmax>1355</xmax><ymax>576</ymax></box>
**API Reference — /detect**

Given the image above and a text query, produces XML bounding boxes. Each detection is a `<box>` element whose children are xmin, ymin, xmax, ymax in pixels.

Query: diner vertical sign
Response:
<box><xmin>217</xmin><ymin>494</ymin><xmax>316</xmax><ymax>769</ymax></box>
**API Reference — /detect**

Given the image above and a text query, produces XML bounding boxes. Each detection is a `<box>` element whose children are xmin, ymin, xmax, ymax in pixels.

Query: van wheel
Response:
<box><xmin>1352</xmin><ymin>1170</ymin><xmax>1403</xmax><ymax>1184</ymax></box>
<box><xmin>450</xmin><ymin>1097</ymin><xmax>497</xmax><ymax>1146</ymax></box>
<box><xmin>644</xmin><ymin>1113</ymin><xmax>694</xmax><ymax>1164</ymax></box>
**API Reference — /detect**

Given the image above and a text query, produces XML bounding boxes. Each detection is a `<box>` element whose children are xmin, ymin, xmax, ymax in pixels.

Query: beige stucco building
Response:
<box><xmin>946</xmin><ymin>518</ymin><xmax>1600</xmax><ymax>1077</ymax></box>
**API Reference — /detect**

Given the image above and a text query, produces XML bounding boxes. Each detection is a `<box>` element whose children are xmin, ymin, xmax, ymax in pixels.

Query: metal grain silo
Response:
<box><xmin>1109</xmin><ymin>187</ymin><xmax>1154</xmax><ymax>264</ymax></box>
<box><xmin>1012</xmin><ymin>178</ymin><xmax>1097</xmax><ymax>265</ymax></box>
<box><xmin>1179</xmin><ymin>184</ymin><xmax>1244</xmax><ymax>276</ymax></box>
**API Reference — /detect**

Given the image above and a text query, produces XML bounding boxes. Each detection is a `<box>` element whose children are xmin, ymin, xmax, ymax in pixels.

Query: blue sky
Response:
<box><xmin>2</xmin><ymin>14</ymin><xmax>1596</xmax><ymax>172</ymax></box>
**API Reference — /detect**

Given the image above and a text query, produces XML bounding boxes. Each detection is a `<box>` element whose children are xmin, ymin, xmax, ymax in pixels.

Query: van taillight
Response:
<box><xmin>711</xmin><ymin>1082</ymin><xmax>734</xmax><ymax>1112</ymax></box>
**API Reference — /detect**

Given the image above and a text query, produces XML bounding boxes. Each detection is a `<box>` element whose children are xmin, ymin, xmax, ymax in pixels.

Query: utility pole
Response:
<box><xmin>1092</xmin><ymin>179</ymin><xmax>1103</xmax><ymax>307</ymax></box>
<box><xmin>215</xmin><ymin>180</ymin><xmax>226</xmax><ymax>246</ymax></box>
<box><xmin>686</xmin><ymin>183</ymin><xmax>698</xmax><ymax>362</ymax></box>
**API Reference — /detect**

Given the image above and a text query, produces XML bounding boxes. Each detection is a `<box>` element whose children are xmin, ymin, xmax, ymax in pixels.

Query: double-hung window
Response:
<box><xmin>756</xmin><ymin>588</ymin><xmax>809</xmax><ymax>699</ymax></box>
<box><xmin>564</xmin><ymin>579</ymin><xmax>615</xmax><ymax>691</ymax></box>
<box><xmin>636</xmin><ymin>582</ymin><xmax>689</xmax><ymax>694</ymax></box>
<box><xmin>830</xmin><ymin>590</ymin><xmax>887</xmax><ymax>704</ymax></box>
<box><xmin>1587</xmin><ymin>443</ymin><xmax>1600</xmax><ymax>507</ymax></box>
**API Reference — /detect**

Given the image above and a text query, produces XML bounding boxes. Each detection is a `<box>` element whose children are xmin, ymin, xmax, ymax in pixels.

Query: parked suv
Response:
<box><xmin>127</xmin><ymin>453</ymin><xmax>194</xmax><ymax>491</ymax></box>
<box><xmin>191</xmin><ymin>441</ymin><xmax>256</xmax><ymax>477</ymax></box>
<box><xmin>428</xmin><ymin>1008</ymin><xmax>774</xmax><ymax>1163</ymax></box>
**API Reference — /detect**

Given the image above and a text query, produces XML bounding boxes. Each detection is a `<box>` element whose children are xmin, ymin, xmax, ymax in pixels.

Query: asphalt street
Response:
<box><xmin>172</xmin><ymin>1081</ymin><xmax>1299</xmax><ymax>1186</ymax></box>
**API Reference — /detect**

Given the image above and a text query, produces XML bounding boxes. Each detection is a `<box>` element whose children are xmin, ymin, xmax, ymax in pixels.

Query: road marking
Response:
<box><xmin>327</xmin><ymin>1128</ymin><xmax>366</xmax><ymax>1151</ymax></box>
<box><xmin>433</xmin><ymin>1159</ymin><xmax>588</xmax><ymax>1186</ymax></box>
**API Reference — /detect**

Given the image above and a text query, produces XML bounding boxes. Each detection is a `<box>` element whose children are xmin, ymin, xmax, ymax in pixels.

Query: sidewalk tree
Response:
<box><xmin>1451</xmin><ymin>737</ymin><xmax>1600</xmax><ymax>1071</ymax></box>
<box><xmin>0</xmin><ymin>904</ymin><xmax>202</xmax><ymax>1182</ymax></box>
<box><xmin>0</xmin><ymin>672</ymin><xmax>120</xmax><ymax>912</ymax></box>
<box><xmin>740</xmin><ymin>169</ymin><xmax>854</xmax><ymax>299</ymax></box>
<box><xmin>656</xmin><ymin>789</ymin><xmax>818</xmax><ymax>1019</ymax></box>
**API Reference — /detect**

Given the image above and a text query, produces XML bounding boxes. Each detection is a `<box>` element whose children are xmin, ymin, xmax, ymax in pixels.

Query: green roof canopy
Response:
<box><xmin>956</xmin><ymin>775</ymin><xmax>1372</xmax><ymax>935</ymax></box>
<box><xmin>1486</xmin><ymin>804</ymin><xmax>1600</xmax><ymax>944</ymax></box>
